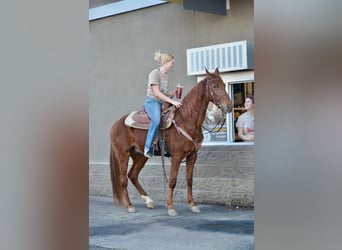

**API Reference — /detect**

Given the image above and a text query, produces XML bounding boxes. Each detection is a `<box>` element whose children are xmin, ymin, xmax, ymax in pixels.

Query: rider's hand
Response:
<box><xmin>172</xmin><ymin>100</ymin><xmax>182</xmax><ymax>109</ymax></box>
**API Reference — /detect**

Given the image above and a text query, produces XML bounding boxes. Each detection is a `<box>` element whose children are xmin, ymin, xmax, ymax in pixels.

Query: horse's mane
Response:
<box><xmin>175</xmin><ymin>77</ymin><xmax>208</xmax><ymax>127</ymax></box>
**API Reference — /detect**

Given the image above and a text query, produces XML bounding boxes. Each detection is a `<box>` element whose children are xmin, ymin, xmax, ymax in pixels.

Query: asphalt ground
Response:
<box><xmin>89</xmin><ymin>195</ymin><xmax>254</xmax><ymax>250</ymax></box>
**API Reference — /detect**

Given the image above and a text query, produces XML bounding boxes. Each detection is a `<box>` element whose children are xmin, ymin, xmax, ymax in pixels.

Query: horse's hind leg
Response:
<box><xmin>128</xmin><ymin>152</ymin><xmax>154</xmax><ymax>209</ymax></box>
<box><xmin>116</xmin><ymin>150</ymin><xmax>136</xmax><ymax>213</ymax></box>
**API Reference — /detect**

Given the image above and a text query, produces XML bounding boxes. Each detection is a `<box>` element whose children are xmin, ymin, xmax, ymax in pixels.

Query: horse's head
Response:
<box><xmin>205</xmin><ymin>68</ymin><xmax>233</xmax><ymax>115</ymax></box>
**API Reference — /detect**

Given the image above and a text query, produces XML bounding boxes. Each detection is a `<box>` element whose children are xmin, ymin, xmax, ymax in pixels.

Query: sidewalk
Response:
<box><xmin>89</xmin><ymin>195</ymin><xmax>254</xmax><ymax>250</ymax></box>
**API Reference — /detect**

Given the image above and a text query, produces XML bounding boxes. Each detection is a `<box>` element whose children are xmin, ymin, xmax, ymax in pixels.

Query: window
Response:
<box><xmin>202</xmin><ymin>77</ymin><xmax>254</xmax><ymax>145</ymax></box>
<box><xmin>230</xmin><ymin>81</ymin><xmax>254</xmax><ymax>143</ymax></box>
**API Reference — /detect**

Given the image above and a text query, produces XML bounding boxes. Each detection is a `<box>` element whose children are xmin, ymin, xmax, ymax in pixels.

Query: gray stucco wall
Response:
<box><xmin>89</xmin><ymin>1</ymin><xmax>254</xmax><ymax>207</ymax></box>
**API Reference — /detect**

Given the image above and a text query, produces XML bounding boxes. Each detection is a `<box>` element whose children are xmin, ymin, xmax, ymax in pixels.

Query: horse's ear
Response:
<box><xmin>215</xmin><ymin>68</ymin><xmax>220</xmax><ymax>74</ymax></box>
<box><xmin>205</xmin><ymin>67</ymin><xmax>210</xmax><ymax>75</ymax></box>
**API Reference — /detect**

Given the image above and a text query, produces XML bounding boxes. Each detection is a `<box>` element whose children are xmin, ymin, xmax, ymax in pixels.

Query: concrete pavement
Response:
<box><xmin>89</xmin><ymin>195</ymin><xmax>254</xmax><ymax>250</ymax></box>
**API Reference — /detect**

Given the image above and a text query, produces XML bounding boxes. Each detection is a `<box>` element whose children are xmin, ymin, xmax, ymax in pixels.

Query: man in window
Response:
<box><xmin>236</xmin><ymin>96</ymin><xmax>254</xmax><ymax>142</ymax></box>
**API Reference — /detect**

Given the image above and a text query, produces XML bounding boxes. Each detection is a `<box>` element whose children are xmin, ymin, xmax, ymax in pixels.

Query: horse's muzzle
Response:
<box><xmin>221</xmin><ymin>104</ymin><xmax>233</xmax><ymax>115</ymax></box>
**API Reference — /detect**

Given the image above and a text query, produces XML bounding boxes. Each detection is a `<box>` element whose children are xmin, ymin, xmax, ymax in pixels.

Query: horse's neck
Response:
<box><xmin>177</xmin><ymin>81</ymin><xmax>210</xmax><ymax>130</ymax></box>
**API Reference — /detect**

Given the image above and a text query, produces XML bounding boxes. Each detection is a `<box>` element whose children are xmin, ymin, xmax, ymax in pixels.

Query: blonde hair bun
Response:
<box><xmin>154</xmin><ymin>51</ymin><xmax>174</xmax><ymax>65</ymax></box>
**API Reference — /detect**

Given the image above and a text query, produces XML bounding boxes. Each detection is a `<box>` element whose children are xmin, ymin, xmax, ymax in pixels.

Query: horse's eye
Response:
<box><xmin>213</xmin><ymin>83</ymin><xmax>219</xmax><ymax>89</ymax></box>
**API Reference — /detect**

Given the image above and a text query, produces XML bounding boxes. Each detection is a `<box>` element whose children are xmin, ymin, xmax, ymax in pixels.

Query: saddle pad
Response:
<box><xmin>124</xmin><ymin>107</ymin><xmax>175</xmax><ymax>130</ymax></box>
<box><xmin>124</xmin><ymin>111</ymin><xmax>150</xmax><ymax>130</ymax></box>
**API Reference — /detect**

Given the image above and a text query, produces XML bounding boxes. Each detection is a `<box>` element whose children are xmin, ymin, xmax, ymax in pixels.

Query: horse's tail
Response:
<box><xmin>109</xmin><ymin>144</ymin><xmax>124</xmax><ymax>205</ymax></box>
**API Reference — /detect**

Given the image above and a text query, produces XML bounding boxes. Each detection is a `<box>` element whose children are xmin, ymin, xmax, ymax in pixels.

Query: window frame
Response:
<box><xmin>201</xmin><ymin>71</ymin><xmax>254</xmax><ymax>146</ymax></box>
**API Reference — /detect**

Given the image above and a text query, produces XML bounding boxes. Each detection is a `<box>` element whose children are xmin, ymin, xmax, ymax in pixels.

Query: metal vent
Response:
<box><xmin>186</xmin><ymin>40</ymin><xmax>254</xmax><ymax>76</ymax></box>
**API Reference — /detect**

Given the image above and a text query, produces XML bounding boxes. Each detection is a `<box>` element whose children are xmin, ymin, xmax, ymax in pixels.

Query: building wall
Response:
<box><xmin>90</xmin><ymin>145</ymin><xmax>254</xmax><ymax>207</ymax></box>
<box><xmin>89</xmin><ymin>1</ymin><xmax>254</xmax><ymax>207</ymax></box>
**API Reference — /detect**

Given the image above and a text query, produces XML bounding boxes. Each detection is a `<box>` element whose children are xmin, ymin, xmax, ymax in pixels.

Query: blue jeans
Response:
<box><xmin>144</xmin><ymin>97</ymin><xmax>162</xmax><ymax>151</ymax></box>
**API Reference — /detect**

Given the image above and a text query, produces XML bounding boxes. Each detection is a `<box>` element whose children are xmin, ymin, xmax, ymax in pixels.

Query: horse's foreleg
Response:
<box><xmin>186</xmin><ymin>153</ymin><xmax>201</xmax><ymax>213</ymax></box>
<box><xmin>166</xmin><ymin>188</ymin><xmax>177</xmax><ymax>216</ymax></box>
<box><xmin>167</xmin><ymin>159</ymin><xmax>182</xmax><ymax>216</ymax></box>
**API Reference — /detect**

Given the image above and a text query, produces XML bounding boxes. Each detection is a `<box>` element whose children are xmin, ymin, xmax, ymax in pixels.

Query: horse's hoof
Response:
<box><xmin>168</xmin><ymin>209</ymin><xmax>178</xmax><ymax>216</ymax></box>
<box><xmin>190</xmin><ymin>206</ymin><xmax>201</xmax><ymax>213</ymax></box>
<box><xmin>127</xmin><ymin>207</ymin><xmax>136</xmax><ymax>213</ymax></box>
<box><xmin>146</xmin><ymin>202</ymin><xmax>154</xmax><ymax>209</ymax></box>
<box><xmin>141</xmin><ymin>195</ymin><xmax>154</xmax><ymax>209</ymax></box>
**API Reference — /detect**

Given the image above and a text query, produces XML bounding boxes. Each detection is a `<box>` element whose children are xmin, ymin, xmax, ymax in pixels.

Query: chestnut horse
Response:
<box><xmin>109</xmin><ymin>68</ymin><xmax>232</xmax><ymax>216</ymax></box>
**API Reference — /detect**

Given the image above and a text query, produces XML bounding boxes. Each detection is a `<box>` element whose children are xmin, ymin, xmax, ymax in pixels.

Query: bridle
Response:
<box><xmin>206</xmin><ymin>78</ymin><xmax>229</xmax><ymax>111</ymax></box>
<box><xmin>202</xmin><ymin>77</ymin><xmax>230</xmax><ymax>132</ymax></box>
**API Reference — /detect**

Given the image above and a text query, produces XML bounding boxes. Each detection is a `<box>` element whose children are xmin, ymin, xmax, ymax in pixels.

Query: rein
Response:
<box><xmin>202</xmin><ymin>117</ymin><xmax>226</xmax><ymax>133</ymax></box>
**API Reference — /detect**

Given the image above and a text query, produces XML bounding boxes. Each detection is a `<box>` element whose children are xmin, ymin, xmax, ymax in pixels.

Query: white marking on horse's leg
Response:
<box><xmin>141</xmin><ymin>195</ymin><xmax>154</xmax><ymax>209</ymax></box>
<box><xmin>167</xmin><ymin>209</ymin><xmax>178</xmax><ymax>216</ymax></box>
<box><xmin>127</xmin><ymin>206</ymin><xmax>136</xmax><ymax>213</ymax></box>
<box><xmin>190</xmin><ymin>205</ymin><xmax>201</xmax><ymax>213</ymax></box>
